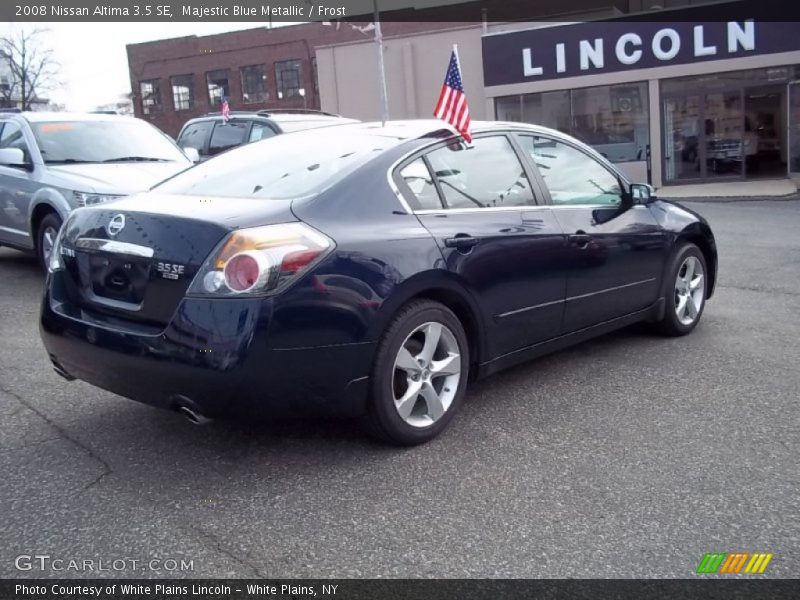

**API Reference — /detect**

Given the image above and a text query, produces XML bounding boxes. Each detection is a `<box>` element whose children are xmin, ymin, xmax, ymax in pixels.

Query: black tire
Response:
<box><xmin>36</xmin><ymin>212</ymin><xmax>62</xmax><ymax>272</ymax></box>
<box><xmin>365</xmin><ymin>300</ymin><xmax>470</xmax><ymax>446</ymax></box>
<box><xmin>654</xmin><ymin>242</ymin><xmax>708</xmax><ymax>337</ymax></box>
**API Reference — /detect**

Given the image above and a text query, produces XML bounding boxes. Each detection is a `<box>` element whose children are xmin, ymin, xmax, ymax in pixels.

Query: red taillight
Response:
<box><xmin>282</xmin><ymin>248</ymin><xmax>323</xmax><ymax>273</ymax></box>
<box><xmin>188</xmin><ymin>223</ymin><xmax>333</xmax><ymax>297</ymax></box>
<box><xmin>224</xmin><ymin>252</ymin><xmax>265</xmax><ymax>292</ymax></box>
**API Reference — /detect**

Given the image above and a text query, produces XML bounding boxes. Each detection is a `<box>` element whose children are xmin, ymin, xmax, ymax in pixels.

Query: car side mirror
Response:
<box><xmin>630</xmin><ymin>183</ymin><xmax>656</xmax><ymax>204</ymax></box>
<box><xmin>0</xmin><ymin>147</ymin><xmax>32</xmax><ymax>171</ymax></box>
<box><xmin>182</xmin><ymin>147</ymin><xmax>200</xmax><ymax>163</ymax></box>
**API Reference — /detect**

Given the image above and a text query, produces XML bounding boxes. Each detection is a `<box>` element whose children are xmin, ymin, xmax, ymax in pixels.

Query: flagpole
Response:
<box><xmin>373</xmin><ymin>0</ymin><xmax>389</xmax><ymax>125</ymax></box>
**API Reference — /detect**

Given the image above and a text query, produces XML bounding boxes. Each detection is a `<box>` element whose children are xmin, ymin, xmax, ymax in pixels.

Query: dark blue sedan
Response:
<box><xmin>40</xmin><ymin>121</ymin><xmax>717</xmax><ymax>445</ymax></box>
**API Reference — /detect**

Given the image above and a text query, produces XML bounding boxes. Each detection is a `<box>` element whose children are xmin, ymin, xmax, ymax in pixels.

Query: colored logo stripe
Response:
<box><xmin>745</xmin><ymin>553</ymin><xmax>773</xmax><ymax>574</ymax></box>
<box><xmin>697</xmin><ymin>552</ymin><xmax>773</xmax><ymax>574</ymax></box>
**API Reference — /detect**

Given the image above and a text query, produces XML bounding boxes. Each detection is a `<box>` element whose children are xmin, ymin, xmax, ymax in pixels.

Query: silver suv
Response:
<box><xmin>0</xmin><ymin>111</ymin><xmax>195</xmax><ymax>268</ymax></box>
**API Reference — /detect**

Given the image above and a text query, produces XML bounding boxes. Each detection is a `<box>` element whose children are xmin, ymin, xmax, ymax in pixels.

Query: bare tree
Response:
<box><xmin>0</xmin><ymin>28</ymin><xmax>60</xmax><ymax>110</ymax></box>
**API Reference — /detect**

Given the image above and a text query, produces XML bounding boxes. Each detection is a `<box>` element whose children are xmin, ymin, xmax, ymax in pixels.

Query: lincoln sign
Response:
<box><xmin>482</xmin><ymin>19</ymin><xmax>800</xmax><ymax>87</ymax></box>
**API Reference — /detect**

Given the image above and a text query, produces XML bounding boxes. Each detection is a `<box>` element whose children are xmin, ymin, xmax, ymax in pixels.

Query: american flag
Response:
<box><xmin>433</xmin><ymin>48</ymin><xmax>472</xmax><ymax>143</ymax></box>
<box><xmin>221</xmin><ymin>97</ymin><xmax>231</xmax><ymax>122</ymax></box>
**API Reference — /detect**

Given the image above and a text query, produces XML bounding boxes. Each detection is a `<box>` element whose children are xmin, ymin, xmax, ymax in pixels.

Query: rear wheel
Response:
<box><xmin>36</xmin><ymin>213</ymin><xmax>62</xmax><ymax>272</ymax></box>
<box><xmin>654</xmin><ymin>242</ymin><xmax>707</xmax><ymax>336</ymax></box>
<box><xmin>365</xmin><ymin>300</ymin><xmax>469</xmax><ymax>445</ymax></box>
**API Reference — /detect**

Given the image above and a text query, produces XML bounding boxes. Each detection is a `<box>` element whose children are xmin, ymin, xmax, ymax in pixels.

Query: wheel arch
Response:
<box><xmin>677</xmin><ymin>224</ymin><xmax>717</xmax><ymax>299</ymax></box>
<box><xmin>369</xmin><ymin>273</ymin><xmax>488</xmax><ymax>372</ymax></box>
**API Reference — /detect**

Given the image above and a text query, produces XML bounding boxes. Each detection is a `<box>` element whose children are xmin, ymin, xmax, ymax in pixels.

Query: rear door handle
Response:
<box><xmin>569</xmin><ymin>231</ymin><xmax>592</xmax><ymax>249</ymax></box>
<box><xmin>444</xmin><ymin>234</ymin><xmax>479</xmax><ymax>249</ymax></box>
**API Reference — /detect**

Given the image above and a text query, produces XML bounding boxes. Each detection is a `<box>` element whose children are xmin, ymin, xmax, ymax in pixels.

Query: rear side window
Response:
<box><xmin>398</xmin><ymin>158</ymin><xmax>442</xmax><ymax>210</ymax></box>
<box><xmin>177</xmin><ymin>121</ymin><xmax>213</xmax><ymax>155</ymax></box>
<box><xmin>249</xmin><ymin>122</ymin><xmax>276</xmax><ymax>143</ymax></box>
<box><xmin>208</xmin><ymin>121</ymin><xmax>250</xmax><ymax>156</ymax></box>
<box><xmin>425</xmin><ymin>135</ymin><xmax>536</xmax><ymax>209</ymax></box>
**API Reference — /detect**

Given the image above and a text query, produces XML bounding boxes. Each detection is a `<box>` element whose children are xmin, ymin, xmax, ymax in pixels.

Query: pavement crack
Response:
<box><xmin>182</xmin><ymin>524</ymin><xmax>266</xmax><ymax>578</ymax></box>
<box><xmin>0</xmin><ymin>384</ymin><xmax>112</xmax><ymax>493</ymax></box>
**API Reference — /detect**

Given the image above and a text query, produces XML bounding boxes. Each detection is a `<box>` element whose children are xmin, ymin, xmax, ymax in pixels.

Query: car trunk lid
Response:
<box><xmin>58</xmin><ymin>193</ymin><xmax>296</xmax><ymax>326</ymax></box>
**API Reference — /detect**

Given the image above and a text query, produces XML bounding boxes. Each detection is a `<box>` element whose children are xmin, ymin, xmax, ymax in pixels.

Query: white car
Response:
<box><xmin>0</xmin><ymin>111</ymin><xmax>197</xmax><ymax>268</ymax></box>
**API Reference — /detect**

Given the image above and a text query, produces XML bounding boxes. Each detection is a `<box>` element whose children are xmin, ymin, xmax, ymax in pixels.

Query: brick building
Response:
<box><xmin>125</xmin><ymin>21</ymin><xmax>462</xmax><ymax>136</ymax></box>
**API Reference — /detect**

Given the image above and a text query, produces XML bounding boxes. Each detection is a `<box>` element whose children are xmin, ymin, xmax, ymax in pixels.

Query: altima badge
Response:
<box><xmin>106</xmin><ymin>214</ymin><xmax>126</xmax><ymax>237</ymax></box>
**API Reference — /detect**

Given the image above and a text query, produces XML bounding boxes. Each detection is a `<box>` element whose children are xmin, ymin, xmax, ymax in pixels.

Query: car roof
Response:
<box><xmin>306</xmin><ymin>119</ymin><xmax>564</xmax><ymax>141</ymax></box>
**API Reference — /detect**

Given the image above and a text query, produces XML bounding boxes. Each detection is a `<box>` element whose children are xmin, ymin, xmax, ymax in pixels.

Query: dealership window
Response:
<box><xmin>171</xmin><ymin>74</ymin><xmax>194</xmax><ymax>111</ymax></box>
<box><xmin>275</xmin><ymin>60</ymin><xmax>304</xmax><ymax>99</ymax></box>
<box><xmin>240</xmin><ymin>65</ymin><xmax>267</xmax><ymax>104</ymax></box>
<box><xmin>496</xmin><ymin>82</ymin><xmax>649</xmax><ymax>163</ymax></box>
<box><xmin>206</xmin><ymin>69</ymin><xmax>230</xmax><ymax>106</ymax></box>
<box><xmin>312</xmin><ymin>57</ymin><xmax>319</xmax><ymax>93</ymax></box>
<box><xmin>139</xmin><ymin>79</ymin><xmax>162</xmax><ymax>115</ymax></box>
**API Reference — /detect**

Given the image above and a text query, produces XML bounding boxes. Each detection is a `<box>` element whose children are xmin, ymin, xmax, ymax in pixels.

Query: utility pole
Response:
<box><xmin>373</xmin><ymin>0</ymin><xmax>389</xmax><ymax>124</ymax></box>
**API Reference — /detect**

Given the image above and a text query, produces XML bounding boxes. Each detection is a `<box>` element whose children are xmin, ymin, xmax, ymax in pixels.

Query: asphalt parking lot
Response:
<box><xmin>1</xmin><ymin>199</ymin><xmax>798</xmax><ymax>579</ymax></box>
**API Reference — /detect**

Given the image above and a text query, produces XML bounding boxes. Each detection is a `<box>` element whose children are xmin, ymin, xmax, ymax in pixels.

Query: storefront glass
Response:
<box><xmin>662</xmin><ymin>64</ymin><xmax>800</xmax><ymax>182</ymax></box>
<box><xmin>495</xmin><ymin>82</ymin><xmax>649</xmax><ymax>164</ymax></box>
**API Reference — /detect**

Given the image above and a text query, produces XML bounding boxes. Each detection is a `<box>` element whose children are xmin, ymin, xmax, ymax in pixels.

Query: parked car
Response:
<box><xmin>0</xmin><ymin>111</ymin><xmax>195</xmax><ymax>268</ymax></box>
<box><xmin>176</xmin><ymin>109</ymin><xmax>359</xmax><ymax>160</ymax></box>
<box><xmin>40</xmin><ymin>120</ymin><xmax>717</xmax><ymax>445</ymax></box>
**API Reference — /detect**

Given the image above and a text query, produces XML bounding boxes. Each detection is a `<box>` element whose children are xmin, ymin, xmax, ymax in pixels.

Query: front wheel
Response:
<box><xmin>365</xmin><ymin>300</ymin><xmax>469</xmax><ymax>445</ymax></box>
<box><xmin>654</xmin><ymin>242</ymin><xmax>708</xmax><ymax>336</ymax></box>
<box><xmin>36</xmin><ymin>213</ymin><xmax>62</xmax><ymax>272</ymax></box>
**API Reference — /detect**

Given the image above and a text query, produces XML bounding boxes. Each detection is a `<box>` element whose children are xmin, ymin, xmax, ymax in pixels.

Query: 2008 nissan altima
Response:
<box><xmin>40</xmin><ymin>120</ymin><xmax>717</xmax><ymax>445</ymax></box>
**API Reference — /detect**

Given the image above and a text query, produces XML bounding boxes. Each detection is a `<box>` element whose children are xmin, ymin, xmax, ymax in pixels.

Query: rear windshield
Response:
<box><xmin>154</xmin><ymin>130</ymin><xmax>390</xmax><ymax>200</ymax></box>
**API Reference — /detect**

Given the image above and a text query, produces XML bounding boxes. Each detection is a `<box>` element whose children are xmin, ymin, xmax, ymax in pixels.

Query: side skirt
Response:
<box><xmin>476</xmin><ymin>298</ymin><xmax>666</xmax><ymax>379</ymax></box>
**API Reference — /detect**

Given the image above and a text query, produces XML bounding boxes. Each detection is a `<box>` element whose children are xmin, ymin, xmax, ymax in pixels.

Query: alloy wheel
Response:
<box><xmin>41</xmin><ymin>226</ymin><xmax>58</xmax><ymax>266</ymax></box>
<box><xmin>674</xmin><ymin>255</ymin><xmax>705</xmax><ymax>326</ymax></box>
<box><xmin>392</xmin><ymin>321</ymin><xmax>461</xmax><ymax>428</ymax></box>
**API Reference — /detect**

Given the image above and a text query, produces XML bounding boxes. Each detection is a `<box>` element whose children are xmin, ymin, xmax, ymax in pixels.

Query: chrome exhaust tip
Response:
<box><xmin>177</xmin><ymin>405</ymin><xmax>212</xmax><ymax>425</ymax></box>
<box><xmin>171</xmin><ymin>396</ymin><xmax>212</xmax><ymax>425</ymax></box>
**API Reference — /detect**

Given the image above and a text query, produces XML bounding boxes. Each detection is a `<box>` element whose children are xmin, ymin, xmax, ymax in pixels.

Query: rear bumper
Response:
<box><xmin>40</xmin><ymin>278</ymin><xmax>375</xmax><ymax>420</ymax></box>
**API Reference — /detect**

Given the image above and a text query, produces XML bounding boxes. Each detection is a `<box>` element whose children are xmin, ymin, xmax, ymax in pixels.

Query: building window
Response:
<box><xmin>240</xmin><ymin>65</ymin><xmax>267</xmax><ymax>104</ymax></box>
<box><xmin>496</xmin><ymin>82</ymin><xmax>649</xmax><ymax>164</ymax></box>
<box><xmin>139</xmin><ymin>79</ymin><xmax>162</xmax><ymax>115</ymax></box>
<box><xmin>206</xmin><ymin>69</ymin><xmax>230</xmax><ymax>107</ymax></box>
<box><xmin>275</xmin><ymin>59</ymin><xmax>304</xmax><ymax>99</ymax></box>
<box><xmin>170</xmin><ymin>74</ymin><xmax>194</xmax><ymax>111</ymax></box>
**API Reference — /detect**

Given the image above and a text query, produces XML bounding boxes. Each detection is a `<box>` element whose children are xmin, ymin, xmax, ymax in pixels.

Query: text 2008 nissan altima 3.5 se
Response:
<box><xmin>40</xmin><ymin>120</ymin><xmax>717</xmax><ymax>445</ymax></box>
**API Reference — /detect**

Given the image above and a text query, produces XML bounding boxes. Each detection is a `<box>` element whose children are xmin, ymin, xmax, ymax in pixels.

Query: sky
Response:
<box><xmin>1</xmin><ymin>22</ymin><xmax>279</xmax><ymax>111</ymax></box>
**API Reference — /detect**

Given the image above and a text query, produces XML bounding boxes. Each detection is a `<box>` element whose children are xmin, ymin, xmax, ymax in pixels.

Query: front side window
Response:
<box><xmin>518</xmin><ymin>135</ymin><xmax>622</xmax><ymax>206</ymax></box>
<box><xmin>275</xmin><ymin>60</ymin><xmax>304</xmax><ymax>99</ymax></box>
<box><xmin>0</xmin><ymin>121</ymin><xmax>31</xmax><ymax>161</ymax></box>
<box><xmin>31</xmin><ymin>120</ymin><xmax>186</xmax><ymax>164</ymax></box>
<box><xmin>171</xmin><ymin>74</ymin><xmax>194</xmax><ymax>111</ymax></box>
<box><xmin>139</xmin><ymin>79</ymin><xmax>162</xmax><ymax>115</ymax></box>
<box><xmin>240</xmin><ymin>65</ymin><xmax>267</xmax><ymax>103</ymax></box>
<box><xmin>206</xmin><ymin>69</ymin><xmax>230</xmax><ymax>106</ymax></box>
<box><xmin>176</xmin><ymin>120</ymin><xmax>213</xmax><ymax>155</ymax></box>
<box><xmin>208</xmin><ymin>121</ymin><xmax>250</xmax><ymax>156</ymax></box>
<box><xmin>424</xmin><ymin>136</ymin><xmax>536</xmax><ymax>209</ymax></box>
